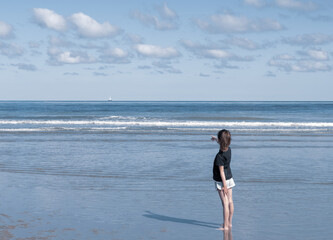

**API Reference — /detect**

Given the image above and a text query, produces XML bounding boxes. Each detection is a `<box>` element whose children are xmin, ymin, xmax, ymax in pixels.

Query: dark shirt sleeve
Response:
<box><xmin>215</xmin><ymin>154</ymin><xmax>225</xmax><ymax>167</ymax></box>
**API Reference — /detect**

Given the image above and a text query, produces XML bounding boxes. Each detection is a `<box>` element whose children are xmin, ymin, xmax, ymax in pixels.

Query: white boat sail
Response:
<box><xmin>108</xmin><ymin>96</ymin><xmax>112</xmax><ymax>101</ymax></box>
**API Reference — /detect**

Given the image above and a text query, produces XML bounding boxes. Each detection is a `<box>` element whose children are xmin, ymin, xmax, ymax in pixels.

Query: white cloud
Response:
<box><xmin>283</xmin><ymin>34</ymin><xmax>333</xmax><ymax>46</ymax></box>
<box><xmin>106</xmin><ymin>48</ymin><xmax>128</xmax><ymax>58</ymax></box>
<box><xmin>265</xmin><ymin>71</ymin><xmax>276</xmax><ymax>77</ymax></box>
<box><xmin>138</xmin><ymin>65</ymin><xmax>151</xmax><ymax>69</ymax></box>
<box><xmin>306</xmin><ymin>50</ymin><xmax>329</xmax><ymax>60</ymax></box>
<box><xmin>156</xmin><ymin>3</ymin><xmax>178</xmax><ymax>19</ymax></box>
<box><xmin>274</xmin><ymin>54</ymin><xmax>295</xmax><ymax>60</ymax></box>
<box><xmin>275</xmin><ymin>0</ymin><xmax>317</xmax><ymax>11</ymax></box>
<box><xmin>47</xmin><ymin>46</ymin><xmax>61</xmax><ymax>56</ymax></box>
<box><xmin>33</xmin><ymin>10</ymin><xmax>120</xmax><ymax>38</ymax></box>
<box><xmin>0</xmin><ymin>42</ymin><xmax>24</xmax><ymax>57</ymax></box>
<box><xmin>131</xmin><ymin>11</ymin><xmax>177</xmax><ymax>30</ymax></box>
<box><xmin>99</xmin><ymin>65</ymin><xmax>114</xmax><ymax>70</ymax></box>
<box><xmin>152</xmin><ymin>60</ymin><xmax>182</xmax><ymax>74</ymax></box>
<box><xmin>223</xmin><ymin>37</ymin><xmax>263</xmax><ymax>50</ymax></box>
<box><xmin>132</xmin><ymin>3</ymin><xmax>178</xmax><ymax>30</ymax></box>
<box><xmin>181</xmin><ymin>39</ymin><xmax>253</xmax><ymax>61</ymax></box>
<box><xmin>57</xmin><ymin>52</ymin><xmax>82</xmax><ymax>64</ymax></box>
<box><xmin>309</xmin><ymin>15</ymin><xmax>333</xmax><ymax>22</ymax></box>
<box><xmin>70</xmin><ymin>12</ymin><xmax>120</xmax><ymax>38</ymax></box>
<box><xmin>12</xmin><ymin>63</ymin><xmax>37</xmax><ymax>71</ymax></box>
<box><xmin>204</xmin><ymin>49</ymin><xmax>231</xmax><ymax>59</ymax></box>
<box><xmin>181</xmin><ymin>39</ymin><xmax>220</xmax><ymax>57</ymax></box>
<box><xmin>269</xmin><ymin>50</ymin><xmax>331</xmax><ymax>72</ymax></box>
<box><xmin>214</xmin><ymin>62</ymin><xmax>239</xmax><ymax>69</ymax></box>
<box><xmin>47</xmin><ymin>47</ymin><xmax>95</xmax><ymax>65</ymax></box>
<box><xmin>181</xmin><ymin>39</ymin><xmax>198</xmax><ymax>49</ymax></box>
<box><xmin>0</xmin><ymin>21</ymin><xmax>13</xmax><ymax>38</ymax></box>
<box><xmin>199</xmin><ymin>73</ymin><xmax>210</xmax><ymax>77</ymax></box>
<box><xmin>49</xmin><ymin>36</ymin><xmax>75</xmax><ymax>47</ymax></box>
<box><xmin>195</xmin><ymin>13</ymin><xmax>283</xmax><ymax>33</ymax></box>
<box><xmin>57</xmin><ymin>51</ymin><xmax>95</xmax><ymax>64</ymax></box>
<box><xmin>134</xmin><ymin>44</ymin><xmax>180</xmax><ymax>58</ymax></box>
<box><xmin>99</xmin><ymin>47</ymin><xmax>131</xmax><ymax>63</ymax></box>
<box><xmin>29</xmin><ymin>41</ymin><xmax>43</xmax><ymax>48</ymax></box>
<box><xmin>94</xmin><ymin>72</ymin><xmax>108</xmax><ymax>76</ymax></box>
<box><xmin>64</xmin><ymin>72</ymin><xmax>79</xmax><ymax>76</ymax></box>
<box><xmin>124</xmin><ymin>34</ymin><xmax>144</xmax><ymax>44</ymax></box>
<box><xmin>293</xmin><ymin>49</ymin><xmax>330</xmax><ymax>61</ymax></box>
<box><xmin>33</xmin><ymin>8</ymin><xmax>67</xmax><ymax>31</ymax></box>
<box><xmin>269</xmin><ymin>59</ymin><xmax>331</xmax><ymax>72</ymax></box>
<box><xmin>244</xmin><ymin>0</ymin><xmax>266</xmax><ymax>7</ymax></box>
<box><xmin>244</xmin><ymin>0</ymin><xmax>317</xmax><ymax>11</ymax></box>
<box><xmin>299</xmin><ymin>61</ymin><xmax>331</xmax><ymax>71</ymax></box>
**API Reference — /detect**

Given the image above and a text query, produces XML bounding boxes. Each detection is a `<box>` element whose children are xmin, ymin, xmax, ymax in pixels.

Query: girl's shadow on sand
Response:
<box><xmin>143</xmin><ymin>211</ymin><xmax>220</xmax><ymax>229</ymax></box>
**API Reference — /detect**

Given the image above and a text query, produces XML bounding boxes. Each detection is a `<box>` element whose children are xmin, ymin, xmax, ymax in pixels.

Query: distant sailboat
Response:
<box><xmin>108</xmin><ymin>96</ymin><xmax>112</xmax><ymax>102</ymax></box>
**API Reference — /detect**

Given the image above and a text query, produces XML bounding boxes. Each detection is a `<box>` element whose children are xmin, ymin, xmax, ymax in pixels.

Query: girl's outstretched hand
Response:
<box><xmin>211</xmin><ymin>135</ymin><xmax>217</xmax><ymax>141</ymax></box>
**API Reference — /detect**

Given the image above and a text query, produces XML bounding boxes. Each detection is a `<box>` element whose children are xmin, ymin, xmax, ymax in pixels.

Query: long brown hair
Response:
<box><xmin>217</xmin><ymin>129</ymin><xmax>231</xmax><ymax>151</ymax></box>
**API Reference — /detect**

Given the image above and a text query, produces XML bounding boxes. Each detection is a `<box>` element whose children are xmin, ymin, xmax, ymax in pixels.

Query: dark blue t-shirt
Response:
<box><xmin>213</xmin><ymin>147</ymin><xmax>233</xmax><ymax>182</ymax></box>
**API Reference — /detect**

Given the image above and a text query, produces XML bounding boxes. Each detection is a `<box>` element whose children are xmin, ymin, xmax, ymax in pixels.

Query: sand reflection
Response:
<box><xmin>222</xmin><ymin>229</ymin><xmax>233</xmax><ymax>240</ymax></box>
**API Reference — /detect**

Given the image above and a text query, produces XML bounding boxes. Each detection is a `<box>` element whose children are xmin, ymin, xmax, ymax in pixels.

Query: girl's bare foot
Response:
<box><xmin>217</xmin><ymin>224</ymin><xmax>229</xmax><ymax>231</ymax></box>
<box><xmin>217</xmin><ymin>227</ymin><xmax>229</xmax><ymax>231</ymax></box>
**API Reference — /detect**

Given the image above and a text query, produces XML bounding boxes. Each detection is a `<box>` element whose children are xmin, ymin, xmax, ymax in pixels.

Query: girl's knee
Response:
<box><xmin>229</xmin><ymin>203</ymin><xmax>234</xmax><ymax>211</ymax></box>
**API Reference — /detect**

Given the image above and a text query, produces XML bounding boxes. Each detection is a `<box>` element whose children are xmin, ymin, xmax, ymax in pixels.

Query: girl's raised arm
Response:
<box><xmin>211</xmin><ymin>135</ymin><xmax>219</xmax><ymax>143</ymax></box>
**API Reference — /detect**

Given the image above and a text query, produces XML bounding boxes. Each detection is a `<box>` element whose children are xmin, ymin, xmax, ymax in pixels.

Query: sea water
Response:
<box><xmin>0</xmin><ymin>101</ymin><xmax>332</xmax><ymax>240</ymax></box>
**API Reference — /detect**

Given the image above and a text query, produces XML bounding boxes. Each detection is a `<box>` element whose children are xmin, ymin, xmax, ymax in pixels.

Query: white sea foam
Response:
<box><xmin>167</xmin><ymin>127</ymin><xmax>331</xmax><ymax>132</ymax></box>
<box><xmin>0</xmin><ymin>127</ymin><xmax>127</xmax><ymax>132</ymax></box>
<box><xmin>0</xmin><ymin>120</ymin><xmax>333</xmax><ymax>128</ymax></box>
<box><xmin>99</xmin><ymin>116</ymin><xmax>139</xmax><ymax>120</ymax></box>
<box><xmin>0</xmin><ymin>128</ymin><xmax>45</xmax><ymax>132</ymax></box>
<box><xmin>88</xmin><ymin>127</ymin><xmax>127</xmax><ymax>130</ymax></box>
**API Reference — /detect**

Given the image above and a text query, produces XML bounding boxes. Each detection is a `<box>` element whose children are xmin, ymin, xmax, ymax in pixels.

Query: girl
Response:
<box><xmin>211</xmin><ymin>129</ymin><xmax>235</xmax><ymax>231</ymax></box>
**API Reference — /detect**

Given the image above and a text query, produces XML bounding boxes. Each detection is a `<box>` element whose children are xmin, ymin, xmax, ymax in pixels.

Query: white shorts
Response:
<box><xmin>215</xmin><ymin>178</ymin><xmax>235</xmax><ymax>190</ymax></box>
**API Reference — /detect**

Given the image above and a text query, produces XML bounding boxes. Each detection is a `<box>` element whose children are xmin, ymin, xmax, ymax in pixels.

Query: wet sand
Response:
<box><xmin>1</xmin><ymin>169</ymin><xmax>332</xmax><ymax>240</ymax></box>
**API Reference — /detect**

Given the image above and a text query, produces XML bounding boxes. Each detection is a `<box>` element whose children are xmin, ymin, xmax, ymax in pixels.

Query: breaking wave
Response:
<box><xmin>0</xmin><ymin>119</ymin><xmax>333</xmax><ymax>128</ymax></box>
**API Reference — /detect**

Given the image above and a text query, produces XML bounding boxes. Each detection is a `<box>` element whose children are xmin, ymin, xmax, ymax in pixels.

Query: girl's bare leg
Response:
<box><xmin>217</xmin><ymin>190</ymin><xmax>229</xmax><ymax>231</ymax></box>
<box><xmin>227</xmin><ymin>188</ymin><xmax>234</xmax><ymax>228</ymax></box>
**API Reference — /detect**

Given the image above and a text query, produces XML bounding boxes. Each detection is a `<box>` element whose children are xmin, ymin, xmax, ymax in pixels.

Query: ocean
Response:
<box><xmin>0</xmin><ymin>101</ymin><xmax>332</xmax><ymax>240</ymax></box>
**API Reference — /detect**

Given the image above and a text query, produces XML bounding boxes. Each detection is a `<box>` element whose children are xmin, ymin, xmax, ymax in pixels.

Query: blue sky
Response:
<box><xmin>0</xmin><ymin>0</ymin><xmax>332</xmax><ymax>100</ymax></box>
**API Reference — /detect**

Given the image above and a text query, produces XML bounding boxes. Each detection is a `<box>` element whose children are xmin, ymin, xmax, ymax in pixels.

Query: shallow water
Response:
<box><xmin>0</xmin><ymin>101</ymin><xmax>332</xmax><ymax>239</ymax></box>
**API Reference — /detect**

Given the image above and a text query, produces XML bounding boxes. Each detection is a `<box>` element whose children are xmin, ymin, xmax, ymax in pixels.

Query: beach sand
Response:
<box><xmin>1</xmin><ymin>102</ymin><xmax>333</xmax><ymax>239</ymax></box>
<box><xmin>1</xmin><ymin>169</ymin><xmax>332</xmax><ymax>240</ymax></box>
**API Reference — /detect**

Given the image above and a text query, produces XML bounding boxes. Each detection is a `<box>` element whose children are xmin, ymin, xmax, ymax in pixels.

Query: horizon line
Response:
<box><xmin>0</xmin><ymin>100</ymin><xmax>333</xmax><ymax>102</ymax></box>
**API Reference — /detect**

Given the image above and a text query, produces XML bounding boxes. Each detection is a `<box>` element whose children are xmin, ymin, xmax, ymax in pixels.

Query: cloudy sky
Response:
<box><xmin>0</xmin><ymin>0</ymin><xmax>332</xmax><ymax>100</ymax></box>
